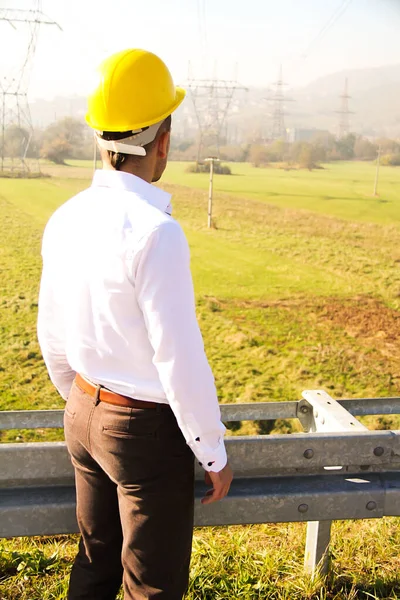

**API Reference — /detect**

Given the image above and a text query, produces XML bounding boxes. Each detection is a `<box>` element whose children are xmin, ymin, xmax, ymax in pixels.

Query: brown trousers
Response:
<box><xmin>64</xmin><ymin>381</ymin><xmax>195</xmax><ymax>600</ymax></box>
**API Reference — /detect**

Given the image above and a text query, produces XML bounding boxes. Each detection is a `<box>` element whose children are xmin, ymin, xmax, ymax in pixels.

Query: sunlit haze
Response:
<box><xmin>1</xmin><ymin>0</ymin><xmax>400</xmax><ymax>100</ymax></box>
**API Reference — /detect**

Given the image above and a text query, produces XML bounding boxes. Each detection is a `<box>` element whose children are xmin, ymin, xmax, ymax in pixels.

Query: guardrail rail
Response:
<box><xmin>1</xmin><ymin>390</ymin><xmax>400</xmax><ymax>577</ymax></box>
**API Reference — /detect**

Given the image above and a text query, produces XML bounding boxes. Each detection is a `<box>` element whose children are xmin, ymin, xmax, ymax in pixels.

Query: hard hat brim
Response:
<box><xmin>86</xmin><ymin>86</ymin><xmax>186</xmax><ymax>133</ymax></box>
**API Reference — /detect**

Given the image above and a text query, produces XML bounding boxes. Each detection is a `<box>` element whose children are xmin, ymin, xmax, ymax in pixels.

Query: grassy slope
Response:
<box><xmin>1</xmin><ymin>161</ymin><xmax>400</xmax><ymax>598</ymax></box>
<box><xmin>48</xmin><ymin>159</ymin><xmax>400</xmax><ymax>226</ymax></box>
<box><xmin>2</xmin><ymin>166</ymin><xmax>400</xmax><ymax>420</ymax></box>
<box><xmin>164</xmin><ymin>161</ymin><xmax>400</xmax><ymax>226</ymax></box>
<box><xmin>2</xmin><ymin>520</ymin><xmax>400</xmax><ymax>600</ymax></box>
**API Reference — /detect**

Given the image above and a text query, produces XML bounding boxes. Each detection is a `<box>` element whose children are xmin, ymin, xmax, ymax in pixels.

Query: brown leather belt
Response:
<box><xmin>75</xmin><ymin>373</ymin><xmax>158</xmax><ymax>409</ymax></box>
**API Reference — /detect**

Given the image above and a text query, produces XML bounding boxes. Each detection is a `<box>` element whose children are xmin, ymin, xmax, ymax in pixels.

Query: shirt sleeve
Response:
<box><xmin>37</xmin><ymin>248</ymin><xmax>76</xmax><ymax>400</ymax></box>
<box><xmin>134</xmin><ymin>221</ymin><xmax>227</xmax><ymax>472</ymax></box>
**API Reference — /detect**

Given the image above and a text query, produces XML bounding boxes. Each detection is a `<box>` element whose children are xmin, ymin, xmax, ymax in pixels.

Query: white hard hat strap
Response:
<box><xmin>95</xmin><ymin>120</ymin><xmax>164</xmax><ymax>156</ymax></box>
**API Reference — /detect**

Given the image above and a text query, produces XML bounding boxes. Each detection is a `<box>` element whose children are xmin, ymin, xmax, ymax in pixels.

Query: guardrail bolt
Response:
<box><xmin>303</xmin><ymin>449</ymin><xmax>314</xmax><ymax>459</ymax></box>
<box><xmin>299</xmin><ymin>405</ymin><xmax>309</xmax><ymax>414</ymax></box>
<box><xmin>366</xmin><ymin>501</ymin><xmax>377</xmax><ymax>511</ymax></box>
<box><xmin>373</xmin><ymin>447</ymin><xmax>384</xmax><ymax>457</ymax></box>
<box><xmin>298</xmin><ymin>504</ymin><xmax>309</xmax><ymax>513</ymax></box>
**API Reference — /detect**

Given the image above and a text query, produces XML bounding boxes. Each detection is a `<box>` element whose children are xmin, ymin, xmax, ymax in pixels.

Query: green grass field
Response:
<box><xmin>1</xmin><ymin>160</ymin><xmax>400</xmax><ymax>598</ymax></box>
<box><xmin>164</xmin><ymin>161</ymin><xmax>400</xmax><ymax>225</ymax></box>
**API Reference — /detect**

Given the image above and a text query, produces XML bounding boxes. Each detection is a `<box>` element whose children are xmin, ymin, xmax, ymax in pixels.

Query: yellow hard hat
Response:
<box><xmin>86</xmin><ymin>49</ymin><xmax>185</xmax><ymax>132</ymax></box>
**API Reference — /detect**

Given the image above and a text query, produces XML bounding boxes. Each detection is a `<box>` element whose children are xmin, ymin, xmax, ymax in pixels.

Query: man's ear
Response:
<box><xmin>157</xmin><ymin>131</ymin><xmax>170</xmax><ymax>159</ymax></box>
<box><xmin>99</xmin><ymin>147</ymin><xmax>113</xmax><ymax>169</ymax></box>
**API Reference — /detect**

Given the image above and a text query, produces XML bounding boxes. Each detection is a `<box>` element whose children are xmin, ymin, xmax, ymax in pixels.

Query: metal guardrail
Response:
<box><xmin>2</xmin><ymin>397</ymin><xmax>400</xmax><ymax>430</ymax></box>
<box><xmin>1</xmin><ymin>390</ymin><xmax>400</xmax><ymax>578</ymax></box>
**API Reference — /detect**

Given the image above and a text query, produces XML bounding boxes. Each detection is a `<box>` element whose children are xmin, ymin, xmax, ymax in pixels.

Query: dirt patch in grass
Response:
<box><xmin>231</xmin><ymin>294</ymin><xmax>400</xmax><ymax>356</ymax></box>
<box><xmin>200</xmin><ymin>295</ymin><xmax>400</xmax><ymax>410</ymax></box>
<box><xmin>318</xmin><ymin>295</ymin><xmax>400</xmax><ymax>348</ymax></box>
<box><xmin>310</xmin><ymin>296</ymin><xmax>400</xmax><ymax>399</ymax></box>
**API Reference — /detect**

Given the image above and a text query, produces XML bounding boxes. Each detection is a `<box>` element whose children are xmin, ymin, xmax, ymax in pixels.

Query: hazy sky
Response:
<box><xmin>1</xmin><ymin>0</ymin><xmax>400</xmax><ymax>100</ymax></box>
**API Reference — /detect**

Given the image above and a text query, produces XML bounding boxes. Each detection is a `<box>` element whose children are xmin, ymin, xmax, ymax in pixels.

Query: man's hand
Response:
<box><xmin>201</xmin><ymin>462</ymin><xmax>233</xmax><ymax>505</ymax></box>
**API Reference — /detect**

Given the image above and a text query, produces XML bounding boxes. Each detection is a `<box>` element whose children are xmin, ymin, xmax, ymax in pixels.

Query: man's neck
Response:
<box><xmin>120</xmin><ymin>162</ymin><xmax>154</xmax><ymax>184</ymax></box>
<box><xmin>102</xmin><ymin>160</ymin><xmax>154</xmax><ymax>184</ymax></box>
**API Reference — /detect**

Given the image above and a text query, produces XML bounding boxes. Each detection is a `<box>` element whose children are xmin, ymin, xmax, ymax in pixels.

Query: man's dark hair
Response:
<box><xmin>101</xmin><ymin>115</ymin><xmax>172</xmax><ymax>170</ymax></box>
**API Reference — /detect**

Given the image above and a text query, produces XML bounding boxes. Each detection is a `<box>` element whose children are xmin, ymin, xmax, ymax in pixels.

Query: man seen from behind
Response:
<box><xmin>37</xmin><ymin>49</ymin><xmax>233</xmax><ymax>600</ymax></box>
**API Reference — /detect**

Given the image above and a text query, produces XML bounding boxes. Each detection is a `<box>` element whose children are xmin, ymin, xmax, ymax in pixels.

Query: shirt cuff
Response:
<box><xmin>196</xmin><ymin>440</ymin><xmax>227</xmax><ymax>473</ymax></box>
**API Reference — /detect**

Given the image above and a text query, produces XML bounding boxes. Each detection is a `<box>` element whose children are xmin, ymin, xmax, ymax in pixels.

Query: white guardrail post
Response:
<box><xmin>300</xmin><ymin>390</ymin><xmax>369</xmax><ymax>578</ymax></box>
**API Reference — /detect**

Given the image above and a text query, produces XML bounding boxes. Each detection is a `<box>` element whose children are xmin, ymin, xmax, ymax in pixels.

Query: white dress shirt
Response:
<box><xmin>37</xmin><ymin>169</ymin><xmax>227</xmax><ymax>472</ymax></box>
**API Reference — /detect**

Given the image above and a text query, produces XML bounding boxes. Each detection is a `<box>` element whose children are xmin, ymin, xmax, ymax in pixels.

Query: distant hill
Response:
<box><xmin>28</xmin><ymin>63</ymin><xmax>400</xmax><ymax>139</ymax></box>
<box><xmin>300</xmin><ymin>63</ymin><xmax>400</xmax><ymax>95</ymax></box>
<box><xmin>289</xmin><ymin>63</ymin><xmax>400</xmax><ymax>137</ymax></box>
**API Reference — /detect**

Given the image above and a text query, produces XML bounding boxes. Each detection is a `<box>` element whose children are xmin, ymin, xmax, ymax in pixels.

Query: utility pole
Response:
<box><xmin>0</xmin><ymin>1</ymin><xmax>61</xmax><ymax>174</ymax></box>
<box><xmin>187</xmin><ymin>76</ymin><xmax>247</xmax><ymax>161</ymax></box>
<box><xmin>204</xmin><ymin>157</ymin><xmax>219</xmax><ymax>228</ymax></box>
<box><xmin>374</xmin><ymin>145</ymin><xmax>382</xmax><ymax>197</ymax></box>
<box><xmin>336</xmin><ymin>78</ymin><xmax>354</xmax><ymax>138</ymax></box>
<box><xmin>271</xmin><ymin>65</ymin><xmax>290</xmax><ymax>141</ymax></box>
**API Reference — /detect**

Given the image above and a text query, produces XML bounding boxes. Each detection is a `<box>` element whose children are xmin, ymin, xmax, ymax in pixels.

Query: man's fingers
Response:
<box><xmin>201</xmin><ymin>492</ymin><xmax>216</xmax><ymax>505</ymax></box>
<box><xmin>201</xmin><ymin>462</ymin><xmax>233</xmax><ymax>504</ymax></box>
<box><xmin>201</xmin><ymin>484</ymin><xmax>230</xmax><ymax>505</ymax></box>
<box><xmin>202</xmin><ymin>491</ymin><xmax>224</xmax><ymax>505</ymax></box>
<box><xmin>201</xmin><ymin>487</ymin><xmax>218</xmax><ymax>505</ymax></box>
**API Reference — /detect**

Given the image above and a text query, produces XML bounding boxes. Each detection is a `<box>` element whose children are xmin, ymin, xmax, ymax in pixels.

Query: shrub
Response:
<box><xmin>40</xmin><ymin>136</ymin><xmax>72</xmax><ymax>165</ymax></box>
<box><xmin>249</xmin><ymin>145</ymin><xmax>269</xmax><ymax>167</ymax></box>
<box><xmin>381</xmin><ymin>153</ymin><xmax>400</xmax><ymax>166</ymax></box>
<box><xmin>185</xmin><ymin>162</ymin><xmax>232</xmax><ymax>175</ymax></box>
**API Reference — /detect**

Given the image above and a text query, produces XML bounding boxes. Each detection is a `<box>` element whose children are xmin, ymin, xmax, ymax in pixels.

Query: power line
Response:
<box><xmin>196</xmin><ymin>0</ymin><xmax>208</xmax><ymax>65</ymax></box>
<box><xmin>196</xmin><ymin>0</ymin><xmax>203</xmax><ymax>48</ymax></box>
<box><xmin>202</xmin><ymin>0</ymin><xmax>208</xmax><ymax>55</ymax></box>
<box><xmin>301</xmin><ymin>0</ymin><xmax>353</xmax><ymax>59</ymax></box>
<box><xmin>286</xmin><ymin>0</ymin><xmax>353</xmax><ymax>81</ymax></box>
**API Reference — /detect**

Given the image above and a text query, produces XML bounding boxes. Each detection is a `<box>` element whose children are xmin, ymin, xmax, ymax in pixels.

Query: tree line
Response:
<box><xmin>248</xmin><ymin>134</ymin><xmax>400</xmax><ymax>170</ymax></box>
<box><xmin>1</xmin><ymin>118</ymin><xmax>93</xmax><ymax>165</ymax></box>
<box><xmin>1</xmin><ymin>118</ymin><xmax>400</xmax><ymax>168</ymax></box>
<box><xmin>171</xmin><ymin>134</ymin><xmax>400</xmax><ymax>169</ymax></box>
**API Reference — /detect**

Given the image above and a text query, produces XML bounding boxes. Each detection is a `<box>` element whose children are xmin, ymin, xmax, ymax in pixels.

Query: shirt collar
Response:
<box><xmin>91</xmin><ymin>169</ymin><xmax>172</xmax><ymax>214</ymax></box>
